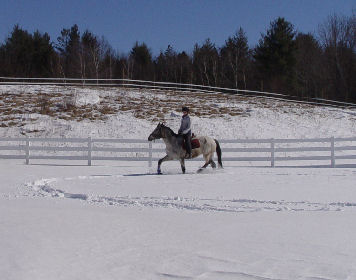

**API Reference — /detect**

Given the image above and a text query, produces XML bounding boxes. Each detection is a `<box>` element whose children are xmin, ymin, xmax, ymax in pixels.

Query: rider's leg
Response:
<box><xmin>185</xmin><ymin>133</ymin><xmax>192</xmax><ymax>158</ymax></box>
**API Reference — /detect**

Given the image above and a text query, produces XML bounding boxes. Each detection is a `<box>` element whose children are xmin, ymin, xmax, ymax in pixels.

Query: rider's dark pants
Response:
<box><xmin>183</xmin><ymin>133</ymin><xmax>192</xmax><ymax>155</ymax></box>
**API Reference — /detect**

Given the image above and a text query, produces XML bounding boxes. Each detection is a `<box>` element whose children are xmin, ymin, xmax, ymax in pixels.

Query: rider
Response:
<box><xmin>178</xmin><ymin>106</ymin><xmax>192</xmax><ymax>159</ymax></box>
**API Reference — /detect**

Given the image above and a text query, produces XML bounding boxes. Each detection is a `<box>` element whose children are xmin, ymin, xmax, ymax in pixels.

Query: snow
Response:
<box><xmin>1</xmin><ymin>85</ymin><xmax>356</xmax><ymax>279</ymax></box>
<box><xmin>1</xmin><ymin>85</ymin><xmax>356</xmax><ymax>140</ymax></box>
<box><xmin>2</xmin><ymin>161</ymin><xmax>356</xmax><ymax>280</ymax></box>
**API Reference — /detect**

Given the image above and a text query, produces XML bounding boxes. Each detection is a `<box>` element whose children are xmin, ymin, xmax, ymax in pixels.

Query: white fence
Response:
<box><xmin>1</xmin><ymin>77</ymin><xmax>356</xmax><ymax>109</ymax></box>
<box><xmin>1</xmin><ymin>136</ymin><xmax>356</xmax><ymax>167</ymax></box>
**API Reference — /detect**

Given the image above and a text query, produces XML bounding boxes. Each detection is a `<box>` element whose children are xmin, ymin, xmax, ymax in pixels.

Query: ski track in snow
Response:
<box><xmin>22</xmin><ymin>175</ymin><xmax>356</xmax><ymax>213</ymax></box>
<box><xmin>158</xmin><ymin>271</ymin><xmax>282</xmax><ymax>280</ymax></box>
<box><xmin>158</xmin><ymin>269</ymin><xmax>291</xmax><ymax>280</ymax></box>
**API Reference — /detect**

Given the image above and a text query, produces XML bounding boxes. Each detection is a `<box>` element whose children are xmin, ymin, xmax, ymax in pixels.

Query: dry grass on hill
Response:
<box><xmin>0</xmin><ymin>87</ymin><xmax>313</xmax><ymax>129</ymax></box>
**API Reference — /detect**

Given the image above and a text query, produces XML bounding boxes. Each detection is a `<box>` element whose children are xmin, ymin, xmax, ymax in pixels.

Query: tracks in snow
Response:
<box><xmin>22</xmin><ymin>177</ymin><xmax>356</xmax><ymax>213</ymax></box>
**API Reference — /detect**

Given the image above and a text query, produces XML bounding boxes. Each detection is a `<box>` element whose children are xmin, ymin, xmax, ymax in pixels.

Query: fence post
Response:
<box><xmin>270</xmin><ymin>138</ymin><xmax>275</xmax><ymax>167</ymax></box>
<box><xmin>25</xmin><ymin>136</ymin><xmax>30</xmax><ymax>165</ymax></box>
<box><xmin>88</xmin><ymin>137</ymin><xmax>92</xmax><ymax>166</ymax></box>
<box><xmin>148</xmin><ymin>141</ymin><xmax>152</xmax><ymax>167</ymax></box>
<box><xmin>330</xmin><ymin>136</ymin><xmax>335</xmax><ymax>168</ymax></box>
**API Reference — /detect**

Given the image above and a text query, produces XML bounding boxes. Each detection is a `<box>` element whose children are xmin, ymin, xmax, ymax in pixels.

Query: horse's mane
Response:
<box><xmin>162</xmin><ymin>124</ymin><xmax>178</xmax><ymax>137</ymax></box>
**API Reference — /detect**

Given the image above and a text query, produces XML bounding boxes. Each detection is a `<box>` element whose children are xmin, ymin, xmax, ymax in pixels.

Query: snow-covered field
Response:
<box><xmin>1</xmin><ymin>85</ymin><xmax>356</xmax><ymax>279</ymax></box>
<box><xmin>2</xmin><ymin>160</ymin><xmax>356</xmax><ymax>280</ymax></box>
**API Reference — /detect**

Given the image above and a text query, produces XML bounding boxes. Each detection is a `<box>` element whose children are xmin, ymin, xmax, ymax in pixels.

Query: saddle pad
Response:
<box><xmin>191</xmin><ymin>138</ymin><xmax>200</xmax><ymax>149</ymax></box>
<box><xmin>182</xmin><ymin>138</ymin><xmax>200</xmax><ymax>150</ymax></box>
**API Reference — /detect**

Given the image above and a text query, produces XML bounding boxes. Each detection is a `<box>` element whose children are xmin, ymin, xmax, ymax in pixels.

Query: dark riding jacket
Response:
<box><xmin>178</xmin><ymin>115</ymin><xmax>191</xmax><ymax>135</ymax></box>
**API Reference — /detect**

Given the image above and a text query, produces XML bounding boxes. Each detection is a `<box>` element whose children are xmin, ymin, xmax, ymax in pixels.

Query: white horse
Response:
<box><xmin>148</xmin><ymin>123</ymin><xmax>222</xmax><ymax>174</ymax></box>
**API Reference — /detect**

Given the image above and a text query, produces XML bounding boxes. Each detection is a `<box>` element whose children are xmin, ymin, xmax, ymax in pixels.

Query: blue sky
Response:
<box><xmin>0</xmin><ymin>0</ymin><xmax>354</xmax><ymax>55</ymax></box>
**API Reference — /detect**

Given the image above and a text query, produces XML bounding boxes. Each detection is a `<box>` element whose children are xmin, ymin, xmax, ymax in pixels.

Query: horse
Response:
<box><xmin>148</xmin><ymin>123</ymin><xmax>223</xmax><ymax>174</ymax></box>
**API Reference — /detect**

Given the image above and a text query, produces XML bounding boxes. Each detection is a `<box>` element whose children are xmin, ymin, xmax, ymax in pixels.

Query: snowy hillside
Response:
<box><xmin>1</xmin><ymin>84</ymin><xmax>356</xmax><ymax>140</ymax></box>
<box><xmin>1</xmin><ymin>85</ymin><xmax>356</xmax><ymax>280</ymax></box>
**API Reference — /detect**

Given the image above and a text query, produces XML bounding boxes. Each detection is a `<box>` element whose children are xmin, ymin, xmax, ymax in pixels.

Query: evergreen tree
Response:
<box><xmin>31</xmin><ymin>31</ymin><xmax>55</xmax><ymax>77</ymax></box>
<box><xmin>164</xmin><ymin>45</ymin><xmax>178</xmax><ymax>82</ymax></box>
<box><xmin>154</xmin><ymin>45</ymin><xmax>176</xmax><ymax>82</ymax></box>
<box><xmin>254</xmin><ymin>17</ymin><xmax>297</xmax><ymax>93</ymax></box>
<box><xmin>295</xmin><ymin>33</ymin><xmax>325</xmax><ymax>99</ymax></box>
<box><xmin>176</xmin><ymin>51</ymin><xmax>192</xmax><ymax>84</ymax></box>
<box><xmin>130</xmin><ymin>42</ymin><xmax>153</xmax><ymax>80</ymax></box>
<box><xmin>0</xmin><ymin>45</ymin><xmax>6</xmax><ymax>76</ymax></box>
<box><xmin>56</xmin><ymin>24</ymin><xmax>81</xmax><ymax>77</ymax></box>
<box><xmin>155</xmin><ymin>47</ymin><xmax>192</xmax><ymax>84</ymax></box>
<box><xmin>2</xmin><ymin>25</ymin><xmax>55</xmax><ymax>77</ymax></box>
<box><xmin>4</xmin><ymin>25</ymin><xmax>34</xmax><ymax>76</ymax></box>
<box><xmin>155</xmin><ymin>51</ymin><xmax>167</xmax><ymax>81</ymax></box>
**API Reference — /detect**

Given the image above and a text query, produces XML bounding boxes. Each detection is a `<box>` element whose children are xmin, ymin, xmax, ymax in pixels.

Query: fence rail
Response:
<box><xmin>1</xmin><ymin>77</ymin><xmax>356</xmax><ymax>109</ymax></box>
<box><xmin>1</xmin><ymin>136</ymin><xmax>356</xmax><ymax>167</ymax></box>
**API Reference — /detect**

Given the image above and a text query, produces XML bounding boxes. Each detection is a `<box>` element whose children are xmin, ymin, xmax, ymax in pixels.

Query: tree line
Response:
<box><xmin>0</xmin><ymin>13</ymin><xmax>355</xmax><ymax>102</ymax></box>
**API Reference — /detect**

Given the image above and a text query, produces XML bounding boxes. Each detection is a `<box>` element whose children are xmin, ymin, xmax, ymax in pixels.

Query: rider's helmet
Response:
<box><xmin>182</xmin><ymin>106</ymin><xmax>189</xmax><ymax>113</ymax></box>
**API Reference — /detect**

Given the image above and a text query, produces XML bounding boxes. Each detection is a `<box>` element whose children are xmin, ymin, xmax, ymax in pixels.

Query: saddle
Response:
<box><xmin>182</xmin><ymin>133</ymin><xmax>200</xmax><ymax>150</ymax></box>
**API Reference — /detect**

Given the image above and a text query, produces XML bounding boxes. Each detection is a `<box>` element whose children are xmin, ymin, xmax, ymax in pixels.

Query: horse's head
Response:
<box><xmin>148</xmin><ymin>123</ymin><xmax>164</xmax><ymax>141</ymax></box>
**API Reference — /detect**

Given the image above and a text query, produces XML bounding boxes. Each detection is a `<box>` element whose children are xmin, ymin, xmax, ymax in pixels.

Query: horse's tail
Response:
<box><xmin>214</xmin><ymin>139</ymin><xmax>223</xmax><ymax>168</ymax></box>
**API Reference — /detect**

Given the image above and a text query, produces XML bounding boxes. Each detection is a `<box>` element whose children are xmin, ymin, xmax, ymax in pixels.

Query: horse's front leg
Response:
<box><xmin>157</xmin><ymin>155</ymin><xmax>171</xmax><ymax>174</ymax></box>
<box><xmin>180</xmin><ymin>158</ymin><xmax>186</xmax><ymax>174</ymax></box>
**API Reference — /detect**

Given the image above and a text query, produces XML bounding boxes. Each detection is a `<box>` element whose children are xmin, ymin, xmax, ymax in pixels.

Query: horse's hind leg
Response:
<box><xmin>197</xmin><ymin>154</ymin><xmax>212</xmax><ymax>173</ymax></box>
<box><xmin>197</xmin><ymin>161</ymin><xmax>210</xmax><ymax>173</ymax></box>
<box><xmin>210</xmin><ymin>160</ymin><xmax>216</xmax><ymax>168</ymax></box>
<box><xmin>180</xmin><ymin>158</ymin><xmax>186</xmax><ymax>174</ymax></box>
